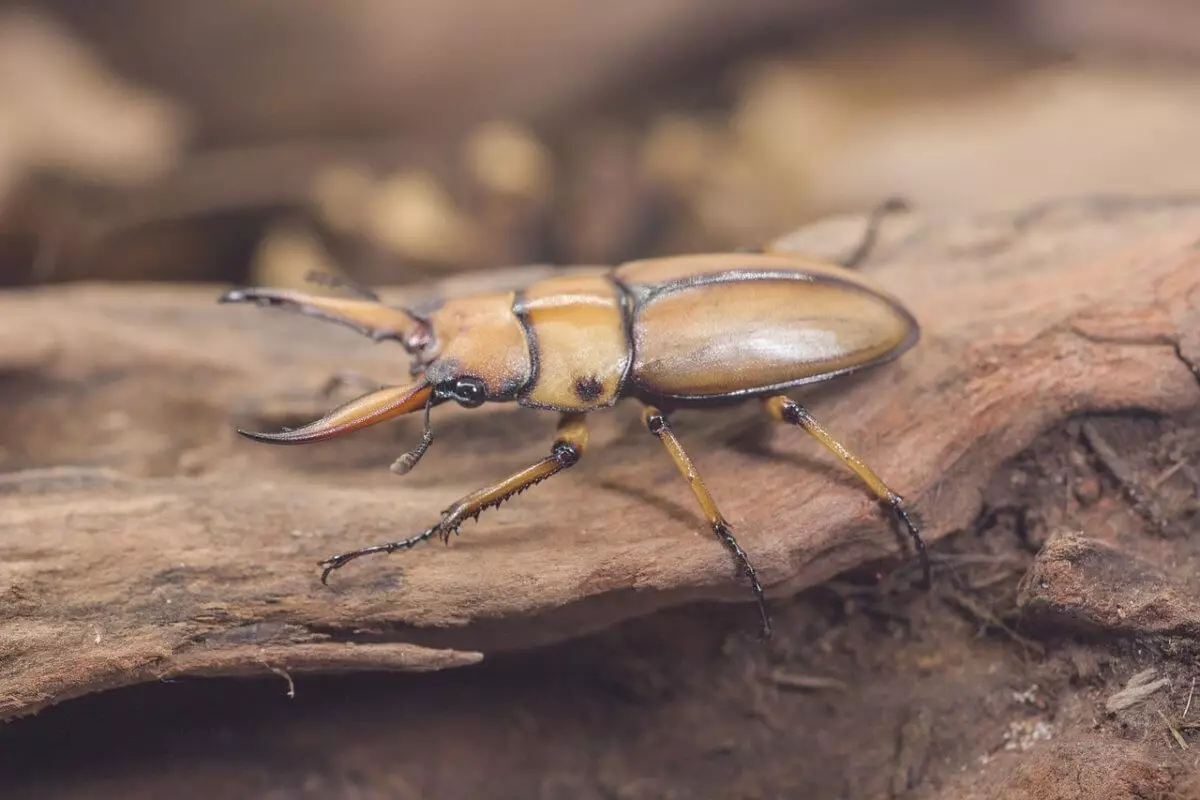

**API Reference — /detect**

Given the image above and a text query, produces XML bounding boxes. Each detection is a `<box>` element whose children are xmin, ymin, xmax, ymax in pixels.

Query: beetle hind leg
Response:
<box><xmin>641</xmin><ymin>405</ymin><xmax>771</xmax><ymax>639</ymax></box>
<box><xmin>318</xmin><ymin>413</ymin><xmax>589</xmax><ymax>582</ymax></box>
<box><xmin>838</xmin><ymin>195</ymin><xmax>910</xmax><ymax>269</ymax></box>
<box><xmin>763</xmin><ymin>395</ymin><xmax>930</xmax><ymax>588</ymax></box>
<box><xmin>739</xmin><ymin>195</ymin><xmax>910</xmax><ymax>268</ymax></box>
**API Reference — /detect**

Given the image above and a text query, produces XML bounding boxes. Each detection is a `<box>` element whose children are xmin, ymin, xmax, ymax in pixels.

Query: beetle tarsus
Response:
<box><xmin>318</xmin><ymin>526</ymin><xmax>439</xmax><ymax>584</ymax></box>
<box><xmin>712</xmin><ymin>520</ymin><xmax>772</xmax><ymax>639</ymax></box>
<box><xmin>890</xmin><ymin>501</ymin><xmax>930</xmax><ymax>589</ymax></box>
<box><xmin>438</xmin><ymin>517</ymin><xmax>462</xmax><ymax>545</ymax></box>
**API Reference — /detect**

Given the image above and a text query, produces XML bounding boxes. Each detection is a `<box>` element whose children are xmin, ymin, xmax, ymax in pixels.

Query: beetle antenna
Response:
<box><xmin>840</xmin><ymin>195</ymin><xmax>911</xmax><ymax>270</ymax></box>
<box><xmin>390</xmin><ymin>390</ymin><xmax>435</xmax><ymax>475</ymax></box>
<box><xmin>304</xmin><ymin>269</ymin><xmax>381</xmax><ymax>302</ymax></box>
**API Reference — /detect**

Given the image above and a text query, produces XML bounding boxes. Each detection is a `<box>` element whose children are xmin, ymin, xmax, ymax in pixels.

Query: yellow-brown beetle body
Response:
<box><xmin>220</xmin><ymin>229</ymin><xmax>925</xmax><ymax>638</ymax></box>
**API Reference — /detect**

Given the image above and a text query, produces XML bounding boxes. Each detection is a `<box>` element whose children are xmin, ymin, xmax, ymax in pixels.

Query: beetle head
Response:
<box><xmin>221</xmin><ymin>283</ymin><xmax>531</xmax><ymax>451</ymax></box>
<box><xmin>410</xmin><ymin>292</ymin><xmax>534</xmax><ymax>403</ymax></box>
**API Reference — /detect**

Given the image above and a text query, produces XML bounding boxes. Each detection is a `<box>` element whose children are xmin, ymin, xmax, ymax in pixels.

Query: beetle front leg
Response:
<box><xmin>762</xmin><ymin>395</ymin><xmax>930</xmax><ymax>587</ymax></box>
<box><xmin>317</xmin><ymin>412</ymin><xmax>589</xmax><ymax>583</ymax></box>
<box><xmin>642</xmin><ymin>406</ymin><xmax>771</xmax><ymax>639</ymax></box>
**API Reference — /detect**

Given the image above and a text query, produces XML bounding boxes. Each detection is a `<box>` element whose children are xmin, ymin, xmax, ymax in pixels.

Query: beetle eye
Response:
<box><xmin>451</xmin><ymin>378</ymin><xmax>487</xmax><ymax>408</ymax></box>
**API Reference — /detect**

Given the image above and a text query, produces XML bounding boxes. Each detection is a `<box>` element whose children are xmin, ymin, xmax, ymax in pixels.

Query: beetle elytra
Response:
<box><xmin>219</xmin><ymin>208</ymin><xmax>926</xmax><ymax>638</ymax></box>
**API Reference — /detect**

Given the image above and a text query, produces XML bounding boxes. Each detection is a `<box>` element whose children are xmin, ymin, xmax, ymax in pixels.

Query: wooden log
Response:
<box><xmin>1</xmin><ymin>197</ymin><xmax>1198</xmax><ymax>721</ymax></box>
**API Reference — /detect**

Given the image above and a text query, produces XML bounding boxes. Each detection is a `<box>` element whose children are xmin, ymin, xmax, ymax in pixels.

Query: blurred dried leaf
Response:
<box><xmin>0</xmin><ymin>8</ymin><xmax>186</xmax><ymax>200</ymax></box>
<box><xmin>250</xmin><ymin>222</ymin><xmax>345</xmax><ymax>289</ymax></box>
<box><xmin>364</xmin><ymin>169</ymin><xmax>477</xmax><ymax>266</ymax></box>
<box><xmin>309</xmin><ymin>163</ymin><xmax>377</xmax><ymax>235</ymax></box>
<box><xmin>464</xmin><ymin>120</ymin><xmax>552</xmax><ymax>201</ymax></box>
<box><xmin>670</xmin><ymin>51</ymin><xmax>1200</xmax><ymax>246</ymax></box>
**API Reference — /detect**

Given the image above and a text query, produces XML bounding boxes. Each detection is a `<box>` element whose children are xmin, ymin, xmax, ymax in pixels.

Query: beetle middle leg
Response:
<box><xmin>318</xmin><ymin>412</ymin><xmax>589</xmax><ymax>583</ymax></box>
<box><xmin>838</xmin><ymin>195</ymin><xmax>910</xmax><ymax>269</ymax></box>
<box><xmin>641</xmin><ymin>405</ymin><xmax>772</xmax><ymax>639</ymax></box>
<box><xmin>762</xmin><ymin>395</ymin><xmax>930</xmax><ymax>587</ymax></box>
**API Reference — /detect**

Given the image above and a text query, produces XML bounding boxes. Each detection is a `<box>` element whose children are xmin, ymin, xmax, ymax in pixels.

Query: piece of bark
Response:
<box><xmin>1</xmin><ymin>197</ymin><xmax>1199</xmax><ymax>721</ymax></box>
<box><xmin>1017</xmin><ymin>532</ymin><xmax>1200</xmax><ymax>638</ymax></box>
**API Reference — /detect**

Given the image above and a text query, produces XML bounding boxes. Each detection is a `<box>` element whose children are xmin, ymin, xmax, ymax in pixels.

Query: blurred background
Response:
<box><xmin>5</xmin><ymin>0</ymin><xmax>1200</xmax><ymax>293</ymax></box>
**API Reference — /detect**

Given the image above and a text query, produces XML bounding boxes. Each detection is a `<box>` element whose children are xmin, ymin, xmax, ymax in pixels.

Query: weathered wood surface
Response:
<box><xmin>1</xmin><ymin>198</ymin><xmax>1198</xmax><ymax>721</ymax></box>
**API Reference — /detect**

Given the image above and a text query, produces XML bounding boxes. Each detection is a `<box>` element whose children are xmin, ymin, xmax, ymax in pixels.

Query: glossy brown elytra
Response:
<box><xmin>219</xmin><ymin>202</ymin><xmax>926</xmax><ymax>638</ymax></box>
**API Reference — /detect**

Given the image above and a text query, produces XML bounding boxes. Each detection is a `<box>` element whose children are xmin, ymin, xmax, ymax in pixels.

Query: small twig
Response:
<box><xmin>768</xmin><ymin>669</ymin><xmax>847</xmax><ymax>692</ymax></box>
<box><xmin>1148</xmin><ymin>460</ymin><xmax>1185</xmax><ymax>491</ymax></box>
<box><xmin>1157</xmin><ymin>709</ymin><xmax>1189</xmax><ymax>750</ymax></box>
<box><xmin>927</xmin><ymin>553</ymin><xmax>1027</xmax><ymax>568</ymax></box>
<box><xmin>941</xmin><ymin>589</ymin><xmax>1044</xmax><ymax>655</ymax></box>
<box><xmin>1184</xmin><ymin>676</ymin><xmax>1196</xmax><ymax>721</ymax></box>
<box><xmin>1106</xmin><ymin>668</ymin><xmax>1170</xmax><ymax>712</ymax></box>
<box><xmin>967</xmin><ymin>567</ymin><xmax>1025</xmax><ymax>592</ymax></box>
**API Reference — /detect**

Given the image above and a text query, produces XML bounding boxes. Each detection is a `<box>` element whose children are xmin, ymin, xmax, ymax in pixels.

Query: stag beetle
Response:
<box><xmin>219</xmin><ymin>202</ymin><xmax>925</xmax><ymax>638</ymax></box>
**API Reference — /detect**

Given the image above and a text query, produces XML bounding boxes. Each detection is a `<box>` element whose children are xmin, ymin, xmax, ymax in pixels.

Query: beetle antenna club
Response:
<box><xmin>391</xmin><ymin>390</ymin><xmax>436</xmax><ymax>475</ymax></box>
<box><xmin>223</xmin><ymin>239</ymin><xmax>925</xmax><ymax>639</ymax></box>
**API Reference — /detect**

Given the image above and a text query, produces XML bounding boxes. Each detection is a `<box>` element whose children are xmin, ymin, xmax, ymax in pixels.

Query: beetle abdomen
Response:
<box><xmin>614</xmin><ymin>254</ymin><xmax>919</xmax><ymax>401</ymax></box>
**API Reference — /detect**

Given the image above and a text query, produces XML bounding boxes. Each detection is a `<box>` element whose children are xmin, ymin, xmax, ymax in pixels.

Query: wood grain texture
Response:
<box><xmin>2</xmin><ymin>197</ymin><xmax>1199</xmax><ymax>721</ymax></box>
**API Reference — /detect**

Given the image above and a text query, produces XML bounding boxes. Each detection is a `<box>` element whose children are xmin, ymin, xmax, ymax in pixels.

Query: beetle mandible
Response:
<box><xmin>219</xmin><ymin>205</ymin><xmax>926</xmax><ymax>638</ymax></box>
